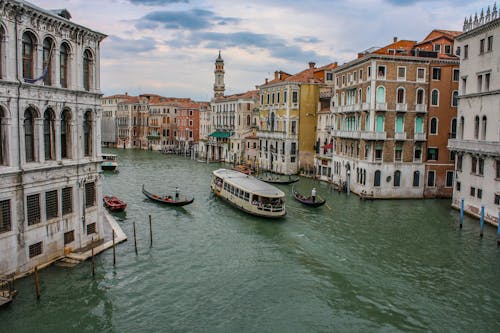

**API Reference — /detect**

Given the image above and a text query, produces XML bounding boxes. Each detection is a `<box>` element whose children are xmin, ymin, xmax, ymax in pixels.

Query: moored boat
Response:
<box><xmin>292</xmin><ymin>187</ymin><xmax>326</xmax><ymax>207</ymax></box>
<box><xmin>101</xmin><ymin>153</ymin><xmax>118</xmax><ymax>171</ymax></box>
<box><xmin>231</xmin><ymin>164</ymin><xmax>253</xmax><ymax>175</ymax></box>
<box><xmin>211</xmin><ymin>168</ymin><xmax>286</xmax><ymax>218</ymax></box>
<box><xmin>256</xmin><ymin>173</ymin><xmax>300</xmax><ymax>185</ymax></box>
<box><xmin>103</xmin><ymin>195</ymin><xmax>127</xmax><ymax>212</ymax></box>
<box><xmin>142</xmin><ymin>185</ymin><xmax>194</xmax><ymax>206</ymax></box>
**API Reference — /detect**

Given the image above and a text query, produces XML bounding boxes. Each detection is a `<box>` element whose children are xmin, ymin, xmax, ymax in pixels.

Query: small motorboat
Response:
<box><xmin>142</xmin><ymin>185</ymin><xmax>194</xmax><ymax>207</ymax></box>
<box><xmin>292</xmin><ymin>187</ymin><xmax>326</xmax><ymax>207</ymax></box>
<box><xmin>257</xmin><ymin>173</ymin><xmax>300</xmax><ymax>185</ymax></box>
<box><xmin>103</xmin><ymin>195</ymin><xmax>127</xmax><ymax>212</ymax></box>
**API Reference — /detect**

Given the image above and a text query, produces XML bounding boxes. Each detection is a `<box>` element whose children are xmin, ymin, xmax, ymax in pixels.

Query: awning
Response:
<box><xmin>209</xmin><ymin>131</ymin><xmax>233</xmax><ymax>138</ymax></box>
<box><xmin>321</xmin><ymin>142</ymin><xmax>333</xmax><ymax>149</ymax></box>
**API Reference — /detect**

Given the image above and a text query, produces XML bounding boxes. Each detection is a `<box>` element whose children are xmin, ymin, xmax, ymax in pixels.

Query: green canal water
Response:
<box><xmin>1</xmin><ymin>148</ymin><xmax>500</xmax><ymax>332</ymax></box>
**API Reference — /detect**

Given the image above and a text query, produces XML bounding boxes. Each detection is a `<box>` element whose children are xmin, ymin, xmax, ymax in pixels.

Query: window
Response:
<box><xmin>376</xmin><ymin>115</ymin><xmax>384</xmax><ymax>132</ymax></box>
<box><xmin>464</xmin><ymin>44</ymin><xmax>469</xmax><ymax>59</ymax></box>
<box><xmin>452</xmin><ymin>91</ymin><xmax>458</xmax><ymax>107</ymax></box>
<box><xmin>85</xmin><ymin>182</ymin><xmax>95</xmax><ymax>208</ymax></box>
<box><xmin>430</xmin><ymin>117</ymin><xmax>438</xmax><ymax>134</ymax></box>
<box><xmin>427</xmin><ymin>148</ymin><xmax>438</xmax><ymax>160</ymax></box>
<box><xmin>87</xmin><ymin>222</ymin><xmax>96</xmax><ymax>235</ymax></box>
<box><xmin>0</xmin><ymin>26</ymin><xmax>3</xmax><ymax>78</ymax></box>
<box><xmin>478</xmin><ymin>158</ymin><xmax>484</xmax><ymax>176</ymax></box>
<box><xmin>283</xmin><ymin>91</ymin><xmax>287</xmax><ymax>103</ymax></box>
<box><xmin>432</xmin><ymin>68</ymin><xmax>441</xmax><ymax>80</ymax></box>
<box><xmin>374</xmin><ymin>170</ymin><xmax>381</xmax><ymax>187</ymax></box>
<box><xmin>62</xmin><ymin>187</ymin><xmax>73</xmax><ymax>215</ymax></box>
<box><xmin>29</xmin><ymin>242</ymin><xmax>43</xmax><ymax>258</ymax></box>
<box><xmin>45</xmin><ymin>190</ymin><xmax>58</xmax><ymax>220</ymax></box>
<box><xmin>375</xmin><ymin>145</ymin><xmax>383</xmax><ymax>160</ymax></box>
<box><xmin>471</xmin><ymin>156</ymin><xmax>477</xmax><ymax>174</ymax></box>
<box><xmin>477</xmin><ymin>189</ymin><xmax>483</xmax><ymax>199</ymax></box>
<box><xmin>434</xmin><ymin>44</ymin><xmax>441</xmax><ymax>53</ymax></box>
<box><xmin>487</xmin><ymin>36</ymin><xmax>493</xmax><ymax>52</ymax></box>
<box><xmin>60</xmin><ymin>43</ymin><xmax>69</xmax><ymax>88</ymax></box>
<box><xmin>415</xmin><ymin>116</ymin><xmax>424</xmax><ymax>134</ymax></box>
<box><xmin>359</xmin><ymin>69</ymin><xmax>363</xmax><ymax>81</ymax></box>
<box><xmin>394</xmin><ymin>170</ymin><xmax>401</xmax><ymax>187</ymax></box>
<box><xmin>394</xmin><ymin>144</ymin><xmax>402</xmax><ymax>161</ymax></box>
<box><xmin>446</xmin><ymin>171</ymin><xmax>454</xmax><ymax>187</ymax></box>
<box><xmin>456</xmin><ymin>182</ymin><xmax>461</xmax><ymax>191</ymax></box>
<box><xmin>0</xmin><ymin>108</ymin><xmax>6</xmax><ymax>165</ymax></box>
<box><xmin>451</xmin><ymin>118</ymin><xmax>457</xmax><ymax>139</ymax></box>
<box><xmin>326</xmin><ymin>72</ymin><xmax>333</xmax><ymax>81</ymax></box>
<box><xmin>366</xmin><ymin>86</ymin><xmax>371</xmax><ymax>103</ymax></box>
<box><xmin>395</xmin><ymin>115</ymin><xmax>404</xmax><ymax>133</ymax></box>
<box><xmin>477</xmin><ymin>74</ymin><xmax>483</xmax><ymax>92</ymax></box>
<box><xmin>457</xmin><ymin>154</ymin><xmax>463</xmax><ymax>171</ymax></box>
<box><xmin>83</xmin><ymin>111</ymin><xmax>92</xmax><ymax>156</ymax></box>
<box><xmin>474</xmin><ymin>116</ymin><xmax>480</xmax><ymax>139</ymax></box>
<box><xmin>64</xmin><ymin>230</ymin><xmax>75</xmax><ymax>245</ymax></box>
<box><xmin>0</xmin><ymin>199</ymin><xmax>11</xmax><ymax>234</ymax></box>
<box><xmin>43</xmin><ymin>109</ymin><xmax>55</xmax><ymax>160</ymax></box>
<box><xmin>427</xmin><ymin>170</ymin><xmax>436</xmax><ymax>187</ymax></box>
<box><xmin>412</xmin><ymin>171</ymin><xmax>420</xmax><ymax>187</ymax></box>
<box><xmin>397</xmin><ymin>67</ymin><xmax>406</xmax><ymax>80</ymax></box>
<box><xmin>61</xmin><ymin>109</ymin><xmax>71</xmax><ymax>159</ymax></box>
<box><xmin>470</xmin><ymin>187</ymin><xmax>476</xmax><ymax>196</ymax></box>
<box><xmin>417</xmin><ymin>68</ymin><xmax>425</xmax><ymax>81</ymax></box>
<box><xmin>462</xmin><ymin>77</ymin><xmax>467</xmax><ymax>94</ymax></box>
<box><xmin>377</xmin><ymin>66</ymin><xmax>386</xmax><ymax>79</ymax></box>
<box><xmin>416</xmin><ymin>89</ymin><xmax>424</xmax><ymax>105</ymax></box>
<box><xmin>42</xmin><ymin>38</ymin><xmax>53</xmax><ymax>86</ymax></box>
<box><xmin>368</xmin><ymin>66</ymin><xmax>372</xmax><ymax>78</ymax></box>
<box><xmin>24</xmin><ymin>109</ymin><xmax>35</xmax><ymax>162</ymax></box>
<box><xmin>485</xmin><ymin>73</ymin><xmax>490</xmax><ymax>91</ymax></box>
<box><xmin>27</xmin><ymin>194</ymin><xmax>41</xmax><ymax>226</ymax></box>
<box><xmin>481</xmin><ymin>116</ymin><xmax>487</xmax><ymax>140</ymax></box>
<box><xmin>376</xmin><ymin>86</ymin><xmax>385</xmax><ymax>103</ymax></box>
<box><xmin>292</xmin><ymin>91</ymin><xmax>298</xmax><ymax>104</ymax></box>
<box><xmin>397</xmin><ymin>88</ymin><xmax>405</xmax><ymax>103</ymax></box>
<box><xmin>453</xmin><ymin>69</ymin><xmax>460</xmax><ymax>81</ymax></box>
<box><xmin>83</xmin><ymin>49</ymin><xmax>93</xmax><ymax>91</ymax></box>
<box><xmin>495</xmin><ymin>194</ymin><xmax>500</xmax><ymax>205</ymax></box>
<box><xmin>22</xmin><ymin>32</ymin><xmax>35</xmax><ymax>80</ymax></box>
<box><xmin>431</xmin><ymin>89</ymin><xmax>439</xmax><ymax>106</ymax></box>
<box><xmin>480</xmin><ymin>38</ymin><xmax>486</xmax><ymax>54</ymax></box>
<box><xmin>445</xmin><ymin>45</ymin><xmax>451</xmax><ymax>54</ymax></box>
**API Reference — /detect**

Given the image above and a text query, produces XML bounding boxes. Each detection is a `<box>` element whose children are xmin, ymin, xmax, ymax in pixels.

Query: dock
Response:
<box><xmin>0</xmin><ymin>278</ymin><xmax>16</xmax><ymax>308</ymax></box>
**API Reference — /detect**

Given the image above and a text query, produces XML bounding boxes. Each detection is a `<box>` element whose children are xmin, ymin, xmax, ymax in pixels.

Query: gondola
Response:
<box><xmin>142</xmin><ymin>185</ymin><xmax>194</xmax><ymax>206</ymax></box>
<box><xmin>257</xmin><ymin>174</ymin><xmax>300</xmax><ymax>185</ymax></box>
<box><xmin>292</xmin><ymin>186</ymin><xmax>326</xmax><ymax>207</ymax></box>
<box><xmin>103</xmin><ymin>195</ymin><xmax>127</xmax><ymax>212</ymax></box>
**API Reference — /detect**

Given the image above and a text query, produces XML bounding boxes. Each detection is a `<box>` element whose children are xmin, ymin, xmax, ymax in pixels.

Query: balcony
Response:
<box><xmin>332</xmin><ymin>130</ymin><xmax>360</xmax><ymax>139</ymax></box>
<box><xmin>394</xmin><ymin>132</ymin><xmax>407</xmax><ymax>140</ymax></box>
<box><xmin>362</xmin><ymin>103</ymin><xmax>370</xmax><ymax>111</ymax></box>
<box><xmin>375</xmin><ymin>103</ymin><xmax>387</xmax><ymax>111</ymax></box>
<box><xmin>415</xmin><ymin>104</ymin><xmax>427</xmax><ymax>113</ymax></box>
<box><xmin>360</xmin><ymin>131</ymin><xmax>387</xmax><ymax>140</ymax></box>
<box><xmin>396</xmin><ymin>103</ymin><xmax>407</xmax><ymax>112</ymax></box>
<box><xmin>448</xmin><ymin>139</ymin><xmax>500</xmax><ymax>155</ymax></box>
<box><xmin>414</xmin><ymin>132</ymin><xmax>427</xmax><ymax>141</ymax></box>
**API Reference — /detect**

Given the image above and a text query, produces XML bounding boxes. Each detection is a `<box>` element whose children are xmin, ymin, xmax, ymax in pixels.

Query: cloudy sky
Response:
<box><xmin>31</xmin><ymin>0</ymin><xmax>487</xmax><ymax>100</ymax></box>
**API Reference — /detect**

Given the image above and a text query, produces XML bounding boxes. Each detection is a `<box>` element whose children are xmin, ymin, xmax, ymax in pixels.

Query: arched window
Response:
<box><xmin>60</xmin><ymin>42</ymin><xmax>69</xmax><ymax>88</ymax></box>
<box><xmin>246</xmin><ymin>115</ymin><xmax>251</xmax><ymax>126</ymax></box>
<box><xmin>430</xmin><ymin>117</ymin><xmax>438</xmax><ymax>134</ymax></box>
<box><xmin>474</xmin><ymin>116</ymin><xmax>480</xmax><ymax>139</ymax></box>
<box><xmin>459</xmin><ymin>116</ymin><xmax>465</xmax><ymax>139</ymax></box>
<box><xmin>22</xmin><ymin>32</ymin><xmax>36</xmax><ymax>80</ymax></box>
<box><xmin>270</xmin><ymin>112</ymin><xmax>275</xmax><ymax>131</ymax></box>
<box><xmin>396</xmin><ymin>88</ymin><xmax>405</xmax><ymax>104</ymax></box>
<box><xmin>24</xmin><ymin>109</ymin><xmax>35</xmax><ymax>162</ymax></box>
<box><xmin>415</xmin><ymin>116</ymin><xmax>424</xmax><ymax>134</ymax></box>
<box><xmin>43</xmin><ymin>109</ymin><xmax>55</xmax><ymax>160</ymax></box>
<box><xmin>376</xmin><ymin>115</ymin><xmax>384</xmax><ymax>132</ymax></box>
<box><xmin>83</xmin><ymin>49</ymin><xmax>93</xmax><ymax>91</ymax></box>
<box><xmin>416</xmin><ymin>88</ymin><xmax>424</xmax><ymax>105</ymax></box>
<box><xmin>431</xmin><ymin>89</ymin><xmax>439</xmax><ymax>106</ymax></box>
<box><xmin>452</xmin><ymin>90</ymin><xmax>458</xmax><ymax>107</ymax></box>
<box><xmin>395</xmin><ymin>115</ymin><xmax>404</xmax><ymax>133</ymax></box>
<box><xmin>42</xmin><ymin>38</ymin><xmax>53</xmax><ymax>86</ymax></box>
<box><xmin>412</xmin><ymin>171</ymin><xmax>420</xmax><ymax>187</ymax></box>
<box><xmin>83</xmin><ymin>111</ymin><xmax>92</xmax><ymax>156</ymax></box>
<box><xmin>376</xmin><ymin>86</ymin><xmax>385</xmax><ymax>103</ymax></box>
<box><xmin>450</xmin><ymin>118</ymin><xmax>457</xmax><ymax>139</ymax></box>
<box><xmin>0</xmin><ymin>108</ymin><xmax>6</xmax><ymax>165</ymax></box>
<box><xmin>366</xmin><ymin>86</ymin><xmax>371</xmax><ymax>103</ymax></box>
<box><xmin>374</xmin><ymin>170</ymin><xmax>381</xmax><ymax>187</ymax></box>
<box><xmin>481</xmin><ymin>116</ymin><xmax>487</xmax><ymax>140</ymax></box>
<box><xmin>60</xmin><ymin>109</ymin><xmax>71</xmax><ymax>159</ymax></box>
<box><xmin>394</xmin><ymin>170</ymin><xmax>401</xmax><ymax>187</ymax></box>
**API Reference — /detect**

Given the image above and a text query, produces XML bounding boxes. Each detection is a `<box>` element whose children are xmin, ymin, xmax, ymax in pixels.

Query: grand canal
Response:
<box><xmin>1</xmin><ymin>148</ymin><xmax>500</xmax><ymax>332</ymax></box>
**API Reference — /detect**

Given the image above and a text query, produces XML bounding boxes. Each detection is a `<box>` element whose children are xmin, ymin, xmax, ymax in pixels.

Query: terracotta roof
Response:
<box><xmin>215</xmin><ymin>90</ymin><xmax>259</xmax><ymax>101</ymax></box>
<box><xmin>371</xmin><ymin>40</ymin><xmax>417</xmax><ymax>55</ymax></box>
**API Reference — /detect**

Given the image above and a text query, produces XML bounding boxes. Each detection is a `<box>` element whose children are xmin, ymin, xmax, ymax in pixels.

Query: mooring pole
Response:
<box><xmin>480</xmin><ymin>206</ymin><xmax>485</xmax><ymax>238</ymax></box>
<box><xmin>149</xmin><ymin>214</ymin><xmax>153</xmax><ymax>248</ymax></box>
<box><xmin>91</xmin><ymin>238</ymin><xmax>95</xmax><ymax>277</ymax></box>
<box><xmin>497</xmin><ymin>211</ymin><xmax>500</xmax><ymax>246</ymax></box>
<box><xmin>459</xmin><ymin>198</ymin><xmax>464</xmax><ymax>229</ymax></box>
<box><xmin>112</xmin><ymin>230</ymin><xmax>116</xmax><ymax>267</ymax></box>
<box><xmin>133</xmin><ymin>221</ymin><xmax>138</xmax><ymax>255</ymax></box>
<box><xmin>34</xmin><ymin>266</ymin><xmax>41</xmax><ymax>300</ymax></box>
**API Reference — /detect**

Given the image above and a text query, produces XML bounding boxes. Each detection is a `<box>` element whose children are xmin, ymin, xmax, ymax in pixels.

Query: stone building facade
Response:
<box><xmin>0</xmin><ymin>1</ymin><xmax>106</xmax><ymax>276</ymax></box>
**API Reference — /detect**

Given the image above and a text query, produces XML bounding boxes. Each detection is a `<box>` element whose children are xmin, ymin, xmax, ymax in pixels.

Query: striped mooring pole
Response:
<box><xmin>480</xmin><ymin>206</ymin><xmax>485</xmax><ymax>238</ymax></box>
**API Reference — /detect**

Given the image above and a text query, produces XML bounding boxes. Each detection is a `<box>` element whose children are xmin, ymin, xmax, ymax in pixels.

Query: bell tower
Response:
<box><xmin>214</xmin><ymin>50</ymin><xmax>225</xmax><ymax>98</ymax></box>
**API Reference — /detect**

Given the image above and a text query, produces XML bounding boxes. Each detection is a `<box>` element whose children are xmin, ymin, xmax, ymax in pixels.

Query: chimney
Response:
<box><xmin>125</xmin><ymin>92</ymin><xmax>128</xmax><ymax>96</ymax></box>
<box><xmin>274</xmin><ymin>70</ymin><xmax>279</xmax><ymax>80</ymax></box>
<box><xmin>309</xmin><ymin>61</ymin><xmax>316</xmax><ymax>69</ymax></box>
<box><xmin>393</xmin><ymin>37</ymin><xmax>398</xmax><ymax>43</ymax></box>
<box><xmin>357</xmin><ymin>53</ymin><xmax>364</xmax><ymax>59</ymax></box>
<box><xmin>265</xmin><ymin>78</ymin><xmax>268</xmax><ymax>84</ymax></box>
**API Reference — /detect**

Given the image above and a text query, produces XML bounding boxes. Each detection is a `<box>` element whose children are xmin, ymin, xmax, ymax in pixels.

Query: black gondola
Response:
<box><xmin>256</xmin><ymin>173</ymin><xmax>300</xmax><ymax>185</ymax></box>
<box><xmin>292</xmin><ymin>186</ymin><xmax>326</xmax><ymax>207</ymax></box>
<box><xmin>142</xmin><ymin>185</ymin><xmax>194</xmax><ymax>206</ymax></box>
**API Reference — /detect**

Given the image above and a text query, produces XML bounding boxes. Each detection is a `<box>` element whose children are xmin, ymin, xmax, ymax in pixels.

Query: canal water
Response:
<box><xmin>1</xmin><ymin>148</ymin><xmax>500</xmax><ymax>332</ymax></box>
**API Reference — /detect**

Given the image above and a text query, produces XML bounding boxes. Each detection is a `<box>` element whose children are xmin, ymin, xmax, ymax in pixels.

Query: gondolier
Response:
<box><xmin>311</xmin><ymin>187</ymin><xmax>317</xmax><ymax>203</ymax></box>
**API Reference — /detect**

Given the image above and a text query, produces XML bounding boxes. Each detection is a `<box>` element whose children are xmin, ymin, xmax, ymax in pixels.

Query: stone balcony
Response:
<box><xmin>394</xmin><ymin>132</ymin><xmax>407</xmax><ymax>140</ymax></box>
<box><xmin>396</xmin><ymin>103</ymin><xmax>407</xmax><ymax>112</ymax></box>
<box><xmin>448</xmin><ymin>139</ymin><xmax>500</xmax><ymax>156</ymax></box>
<box><xmin>376</xmin><ymin>103</ymin><xmax>387</xmax><ymax>111</ymax></box>
<box><xmin>414</xmin><ymin>132</ymin><xmax>427</xmax><ymax>141</ymax></box>
<box><xmin>415</xmin><ymin>104</ymin><xmax>427</xmax><ymax>113</ymax></box>
<box><xmin>332</xmin><ymin>129</ymin><xmax>361</xmax><ymax>139</ymax></box>
<box><xmin>360</xmin><ymin>131</ymin><xmax>387</xmax><ymax>140</ymax></box>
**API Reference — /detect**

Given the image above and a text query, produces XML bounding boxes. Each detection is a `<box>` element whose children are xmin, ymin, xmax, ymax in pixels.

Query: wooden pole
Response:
<box><xmin>91</xmin><ymin>239</ymin><xmax>95</xmax><ymax>277</ymax></box>
<box><xmin>479</xmin><ymin>205</ymin><xmax>485</xmax><ymax>238</ymax></box>
<box><xmin>112</xmin><ymin>230</ymin><xmax>116</xmax><ymax>267</ymax></box>
<box><xmin>34</xmin><ymin>266</ymin><xmax>40</xmax><ymax>300</ymax></box>
<box><xmin>459</xmin><ymin>198</ymin><xmax>464</xmax><ymax>229</ymax></box>
<box><xmin>149</xmin><ymin>214</ymin><xmax>153</xmax><ymax>248</ymax></box>
<box><xmin>497</xmin><ymin>211</ymin><xmax>500</xmax><ymax>246</ymax></box>
<box><xmin>133</xmin><ymin>221</ymin><xmax>138</xmax><ymax>255</ymax></box>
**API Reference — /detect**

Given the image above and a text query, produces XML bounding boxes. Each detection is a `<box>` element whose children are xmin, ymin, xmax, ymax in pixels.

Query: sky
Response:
<box><xmin>30</xmin><ymin>0</ymin><xmax>488</xmax><ymax>101</ymax></box>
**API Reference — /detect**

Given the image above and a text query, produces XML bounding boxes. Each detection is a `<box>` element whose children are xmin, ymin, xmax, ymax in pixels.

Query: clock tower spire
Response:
<box><xmin>214</xmin><ymin>50</ymin><xmax>225</xmax><ymax>98</ymax></box>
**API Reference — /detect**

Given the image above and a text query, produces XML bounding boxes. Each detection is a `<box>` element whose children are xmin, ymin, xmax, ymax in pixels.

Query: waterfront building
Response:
<box><xmin>325</xmin><ymin>32</ymin><xmax>459</xmax><ymax>199</ymax></box>
<box><xmin>448</xmin><ymin>5</ymin><xmax>500</xmax><ymax>225</ymax></box>
<box><xmin>0</xmin><ymin>1</ymin><xmax>107</xmax><ymax>276</ymax></box>
<box><xmin>258</xmin><ymin>62</ymin><xmax>336</xmax><ymax>175</ymax></box>
<box><xmin>195</xmin><ymin>101</ymin><xmax>211</xmax><ymax>160</ymax></box>
<box><xmin>101</xmin><ymin>94</ymin><xmax>132</xmax><ymax>148</ymax></box>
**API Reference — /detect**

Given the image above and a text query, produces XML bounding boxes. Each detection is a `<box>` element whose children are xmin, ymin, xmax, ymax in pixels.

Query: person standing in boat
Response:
<box><xmin>311</xmin><ymin>187</ymin><xmax>317</xmax><ymax>203</ymax></box>
<box><xmin>175</xmin><ymin>187</ymin><xmax>179</xmax><ymax>199</ymax></box>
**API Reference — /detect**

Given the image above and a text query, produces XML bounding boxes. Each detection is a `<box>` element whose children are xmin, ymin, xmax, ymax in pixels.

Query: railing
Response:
<box><xmin>360</xmin><ymin>131</ymin><xmax>387</xmax><ymax>140</ymax></box>
<box><xmin>396</xmin><ymin>103</ymin><xmax>407</xmax><ymax>112</ymax></box>
<box><xmin>394</xmin><ymin>132</ymin><xmax>407</xmax><ymax>140</ymax></box>
<box><xmin>362</xmin><ymin>103</ymin><xmax>370</xmax><ymax>111</ymax></box>
<box><xmin>332</xmin><ymin>130</ymin><xmax>360</xmax><ymax>139</ymax></box>
<box><xmin>415</xmin><ymin>104</ymin><xmax>427</xmax><ymax>113</ymax></box>
<box><xmin>376</xmin><ymin>103</ymin><xmax>387</xmax><ymax>111</ymax></box>
<box><xmin>448</xmin><ymin>139</ymin><xmax>500</xmax><ymax>155</ymax></box>
<box><xmin>414</xmin><ymin>132</ymin><xmax>427</xmax><ymax>141</ymax></box>
<box><xmin>256</xmin><ymin>203</ymin><xmax>285</xmax><ymax>212</ymax></box>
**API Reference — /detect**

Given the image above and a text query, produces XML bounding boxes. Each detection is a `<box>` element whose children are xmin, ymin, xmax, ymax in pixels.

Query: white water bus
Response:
<box><xmin>211</xmin><ymin>168</ymin><xmax>286</xmax><ymax>218</ymax></box>
<box><xmin>101</xmin><ymin>153</ymin><xmax>118</xmax><ymax>171</ymax></box>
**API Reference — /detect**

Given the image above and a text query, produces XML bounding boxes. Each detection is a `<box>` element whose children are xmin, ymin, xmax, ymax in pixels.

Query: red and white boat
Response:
<box><xmin>103</xmin><ymin>195</ymin><xmax>127</xmax><ymax>212</ymax></box>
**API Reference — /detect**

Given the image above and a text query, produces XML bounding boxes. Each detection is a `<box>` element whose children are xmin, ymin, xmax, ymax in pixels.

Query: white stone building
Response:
<box><xmin>448</xmin><ymin>6</ymin><xmax>500</xmax><ymax>225</ymax></box>
<box><xmin>0</xmin><ymin>1</ymin><xmax>107</xmax><ymax>276</ymax></box>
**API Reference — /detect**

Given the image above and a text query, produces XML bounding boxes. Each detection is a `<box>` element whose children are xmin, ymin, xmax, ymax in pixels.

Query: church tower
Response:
<box><xmin>213</xmin><ymin>50</ymin><xmax>225</xmax><ymax>98</ymax></box>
